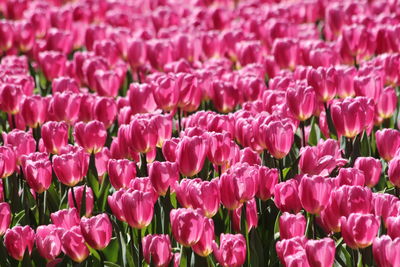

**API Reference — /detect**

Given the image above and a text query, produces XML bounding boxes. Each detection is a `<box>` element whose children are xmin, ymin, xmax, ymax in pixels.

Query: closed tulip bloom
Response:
<box><xmin>4</xmin><ymin>226</ymin><xmax>35</xmax><ymax>261</ymax></box>
<box><xmin>52</xmin><ymin>77</ymin><xmax>80</xmax><ymax>94</ymax></box>
<box><xmin>279</xmin><ymin>212</ymin><xmax>306</xmax><ymax>240</ymax></box>
<box><xmin>386</xmin><ymin>216</ymin><xmax>400</xmax><ymax>239</ymax></box>
<box><xmin>149</xmin><ymin>161</ymin><xmax>179</xmax><ymax>196</ymax></box>
<box><xmin>38</xmin><ymin>51</ymin><xmax>66</xmax><ymax>81</ymax></box>
<box><xmin>306</xmin><ymin>67</ymin><xmax>337</xmax><ymax>102</ymax></box>
<box><xmin>274</xmin><ymin>179</ymin><xmax>302</xmax><ymax>214</ymax></box>
<box><xmin>376</xmin><ymin>87</ymin><xmax>397</xmax><ymax>119</ymax></box>
<box><xmin>35</xmin><ymin>225</ymin><xmax>62</xmax><ymax>261</ymax></box>
<box><xmin>372</xmin><ymin>193</ymin><xmax>399</xmax><ymax>225</ymax></box>
<box><xmin>354</xmin><ymin>157</ymin><xmax>382</xmax><ymax>188</ymax></box>
<box><xmin>175</xmin><ymin>178</ymin><xmax>201</xmax><ymax>209</ymax></box>
<box><xmin>331</xmin><ymin>98</ymin><xmax>367</xmax><ymax>138</ymax></box>
<box><xmin>128</xmin><ymin>83</ymin><xmax>157</xmax><ymax>114</ymax></box>
<box><xmin>0</xmin><ymin>146</ymin><xmax>16</xmax><ymax>178</ymax></box>
<box><xmin>232</xmin><ymin>199</ymin><xmax>258</xmax><ymax>233</ymax></box>
<box><xmin>48</xmin><ymin>92</ymin><xmax>81</xmax><ymax>124</ymax></box>
<box><xmin>21</xmin><ymin>95</ymin><xmax>48</xmax><ymax>128</ymax></box>
<box><xmin>68</xmin><ymin>186</ymin><xmax>94</xmax><ymax>217</ymax></box>
<box><xmin>176</xmin><ymin>136</ymin><xmax>208</xmax><ymax>177</ymax></box>
<box><xmin>286</xmin><ymin>85</ymin><xmax>316</xmax><ymax>121</ymax></box>
<box><xmin>376</xmin><ymin>129</ymin><xmax>400</xmax><ymax>161</ymax></box>
<box><xmin>74</xmin><ymin>120</ymin><xmax>107</xmax><ymax>154</ymax></box>
<box><xmin>276</xmin><ymin>236</ymin><xmax>308</xmax><ymax>264</ymax></box>
<box><xmin>51</xmin><ymin>208</ymin><xmax>80</xmax><ymax>229</ymax></box>
<box><xmin>373</xmin><ymin>235</ymin><xmax>400</xmax><ymax>267</ymax></box>
<box><xmin>108</xmin><ymin>159</ymin><xmax>136</xmax><ymax>190</ymax></box>
<box><xmin>389</xmin><ymin>157</ymin><xmax>400</xmax><ymax>188</ymax></box>
<box><xmin>0</xmin><ymin>21</ymin><xmax>13</xmax><ymax>51</ymax></box>
<box><xmin>299</xmin><ymin>175</ymin><xmax>332</xmax><ymax>214</ymax></box>
<box><xmin>189</xmin><ymin>178</ymin><xmax>220</xmax><ymax>218</ymax></box>
<box><xmin>162</xmin><ymin>138</ymin><xmax>179</xmax><ymax>162</ymax></box>
<box><xmin>108</xmin><ymin>189</ymin><xmax>126</xmax><ymax>222</ymax></box>
<box><xmin>256</xmin><ymin>166</ymin><xmax>279</xmax><ymax>201</ymax></box>
<box><xmin>192</xmin><ymin>218</ymin><xmax>215</xmax><ymax>257</ymax></box>
<box><xmin>212</xmin><ymin>234</ymin><xmax>246</xmax><ymax>267</ymax></box>
<box><xmin>272</xmin><ymin>38</ymin><xmax>300</xmax><ymax>70</ymax></box>
<box><xmin>53</xmin><ymin>148</ymin><xmax>89</xmax><ymax>187</ymax></box>
<box><xmin>142</xmin><ymin>234</ymin><xmax>173</xmax><ymax>267</ymax></box>
<box><xmin>122</xmin><ymin>189</ymin><xmax>154</xmax><ymax>229</ymax></box>
<box><xmin>93</xmin><ymin>97</ymin><xmax>118</xmax><ymax>129</ymax></box>
<box><xmin>170</xmin><ymin>208</ymin><xmax>205</xmax><ymax>247</ymax></box>
<box><xmin>41</xmin><ymin>121</ymin><xmax>69</xmax><ymax>154</ymax></box>
<box><xmin>207</xmin><ymin>132</ymin><xmax>235</xmax><ymax>167</ymax></box>
<box><xmin>334</xmin><ymin>168</ymin><xmax>365</xmax><ymax>187</ymax></box>
<box><xmin>305</xmin><ymin>238</ymin><xmax>335</xmax><ymax>267</ymax></box>
<box><xmin>129</xmin><ymin>117</ymin><xmax>158</xmax><ymax>154</ymax></box>
<box><xmin>219</xmin><ymin>172</ymin><xmax>242</xmax><ymax>211</ymax></box>
<box><xmin>336</xmin><ymin>66</ymin><xmax>357</xmax><ymax>98</ymax></box>
<box><xmin>230</xmin><ymin>163</ymin><xmax>258</xmax><ymax>203</ymax></box>
<box><xmin>0</xmin><ymin>83</ymin><xmax>23</xmax><ymax>114</ymax></box>
<box><xmin>212</xmin><ymin>81</ymin><xmax>240</xmax><ymax>113</ymax></box>
<box><xmin>128</xmin><ymin>177</ymin><xmax>158</xmax><ymax>204</ymax></box>
<box><xmin>341</xmin><ymin>213</ymin><xmax>380</xmax><ymax>249</ymax></box>
<box><xmin>22</xmin><ymin>157</ymin><xmax>52</xmax><ymax>194</ymax></box>
<box><xmin>260</xmin><ymin>120</ymin><xmax>294</xmax><ymax>159</ymax></box>
<box><xmin>2</xmin><ymin>130</ymin><xmax>36</xmax><ymax>164</ymax></box>
<box><xmin>0</xmin><ymin>202</ymin><xmax>11</xmax><ymax>236</ymax></box>
<box><xmin>61</xmin><ymin>226</ymin><xmax>90</xmax><ymax>263</ymax></box>
<box><xmin>127</xmin><ymin>39</ymin><xmax>147</xmax><ymax>69</ymax></box>
<box><xmin>152</xmin><ymin>75</ymin><xmax>179</xmax><ymax>112</ymax></box>
<box><xmin>80</xmin><ymin>213</ymin><xmax>112</xmax><ymax>250</ymax></box>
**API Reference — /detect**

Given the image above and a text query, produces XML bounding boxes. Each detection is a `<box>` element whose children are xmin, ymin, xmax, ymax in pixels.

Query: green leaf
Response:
<box><xmin>103</xmin><ymin>238</ymin><xmax>119</xmax><ymax>262</ymax></box>
<box><xmin>308</xmin><ymin>117</ymin><xmax>319</xmax><ymax>146</ymax></box>
<box><xmin>87</xmin><ymin>171</ymin><xmax>100</xmax><ymax>198</ymax></box>
<box><xmin>104</xmin><ymin>262</ymin><xmax>121</xmax><ymax>267</ymax></box>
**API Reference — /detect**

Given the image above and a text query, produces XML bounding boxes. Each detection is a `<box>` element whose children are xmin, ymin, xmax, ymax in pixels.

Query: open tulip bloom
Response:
<box><xmin>1</xmin><ymin>0</ymin><xmax>400</xmax><ymax>266</ymax></box>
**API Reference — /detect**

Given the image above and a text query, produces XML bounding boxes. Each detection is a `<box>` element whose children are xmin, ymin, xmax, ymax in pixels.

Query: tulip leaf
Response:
<box><xmin>87</xmin><ymin>171</ymin><xmax>100</xmax><ymax>198</ymax></box>
<box><xmin>308</xmin><ymin>117</ymin><xmax>319</xmax><ymax>146</ymax></box>
<box><xmin>103</xmin><ymin>238</ymin><xmax>119</xmax><ymax>262</ymax></box>
<box><xmin>104</xmin><ymin>262</ymin><xmax>121</xmax><ymax>267</ymax></box>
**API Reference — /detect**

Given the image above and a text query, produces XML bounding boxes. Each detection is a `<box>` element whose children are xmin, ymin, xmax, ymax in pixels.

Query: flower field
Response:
<box><xmin>0</xmin><ymin>0</ymin><xmax>400</xmax><ymax>266</ymax></box>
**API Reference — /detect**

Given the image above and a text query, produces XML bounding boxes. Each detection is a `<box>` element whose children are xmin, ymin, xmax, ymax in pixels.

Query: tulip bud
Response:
<box><xmin>38</xmin><ymin>51</ymin><xmax>67</xmax><ymax>81</ymax></box>
<box><xmin>306</xmin><ymin>67</ymin><xmax>337</xmax><ymax>102</ymax></box>
<box><xmin>122</xmin><ymin>189</ymin><xmax>154</xmax><ymax>229</ymax></box>
<box><xmin>0</xmin><ymin>83</ymin><xmax>23</xmax><ymax>115</ymax></box>
<box><xmin>61</xmin><ymin>226</ymin><xmax>90</xmax><ymax>263</ymax></box>
<box><xmin>212</xmin><ymin>234</ymin><xmax>246</xmax><ymax>267</ymax></box>
<box><xmin>127</xmin><ymin>39</ymin><xmax>147</xmax><ymax>70</ymax></box>
<box><xmin>232</xmin><ymin>198</ymin><xmax>258</xmax><ymax>233</ymax></box>
<box><xmin>74</xmin><ymin>120</ymin><xmax>107</xmax><ymax>154</ymax></box>
<box><xmin>274</xmin><ymin>179</ymin><xmax>302</xmax><ymax>213</ymax></box>
<box><xmin>170</xmin><ymin>208</ymin><xmax>205</xmax><ymax>247</ymax></box>
<box><xmin>276</xmin><ymin>236</ymin><xmax>308</xmax><ymax>265</ymax></box>
<box><xmin>212</xmin><ymin>81</ymin><xmax>240</xmax><ymax>113</ymax></box>
<box><xmin>51</xmin><ymin>208</ymin><xmax>80</xmax><ymax>229</ymax></box>
<box><xmin>279</xmin><ymin>212</ymin><xmax>306</xmax><ymax>240</ymax></box>
<box><xmin>68</xmin><ymin>186</ymin><xmax>94</xmax><ymax>217</ymax></box>
<box><xmin>0</xmin><ymin>202</ymin><xmax>11</xmax><ymax>236</ymax></box>
<box><xmin>152</xmin><ymin>75</ymin><xmax>179</xmax><ymax>112</ymax></box>
<box><xmin>256</xmin><ymin>166</ymin><xmax>278</xmax><ymax>201</ymax></box>
<box><xmin>207</xmin><ymin>132</ymin><xmax>235</xmax><ymax>167</ymax></box>
<box><xmin>176</xmin><ymin>136</ymin><xmax>208</xmax><ymax>177</ymax></box>
<box><xmin>354</xmin><ymin>157</ymin><xmax>382</xmax><ymax>188</ymax></box>
<box><xmin>48</xmin><ymin>92</ymin><xmax>81</xmax><ymax>124</ymax></box>
<box><xmin>93</xmin><ymin>97</ymin><xmax>117</xmax><ymax>129</ymax></box>
<box><xmin>149</xmin><ymin>161</ymin><xmax>179</xmax><ymax>196</ymax></box>
<box><xmin>129</xmin><ymin>177</ymin><xmax>158</xmax><ymax>204</ymax></box>
<box><xmin>286</xmin><ymin>85</ymin><xmax>316</xmax><ymax>121</ymax></box>
<box><xmin>341</xmin><ymin>213</ymin><xmax>380</xmax><ymax>249</ymax></box>
<box><xmin>272</xmin><ymin>38</ymin><xmax>300</xmax><ymax>70</ymax></box>
<box><xmin>52</xmin><ymin>77</ymin><xmax>80</xmax><ymax>94</ymax></box>
<box><xmin>162</xmin><ymin>138</ymin><xmax>179</xmax><ymax>162</ymax></box>
<box><xmin>336</xmin><ymin>66</ymin><xmax>357</xmax><ymax>98</ymax></box>
<box><xmin>129</xmin><ymin>116</ymin><xmax>158</xmax><ymax>154</ymax></box>
<box><xmin>108</xmin><ymin>189</ymin><xmax>126</xmax><ymax>222</ymax></box>
<box><xmin>21</xmin><ymin>95</ymin><xmax>48</xmax><ymax>128</ymax></box>
<box><xmin>0</xmin><ymin>146</ymin><xmax>16</xmax><ymax>178</ymax></box>
<box><xmin>192</xmin><ymin>218</ymin><xmax>215</xmax><ymax>257</ymax></box>
<box><xmin>261</xmin><ymin>120</ymin><xmax>294</xmax><ymax>159</ymax></box>
<box><xmin>376</xmin><ymin>129</ymin><xmax>400</xmax><ymax>161</ymax></box>
<box><xmin>80</xmin><ymin>213</ymin><xmax>112</xmax><ymax>250</ymax></box>
<box><xmin>372</xmin><ymin>193</ymin><xmax>399</xmax><ymax>225</ymax></box>
<box><xmin>21</xmin><ymin>154</ymin><xmax>52</xmax><ymax>194</ymax></box>
<box><xmin>189</xmin><ymin>178</ymin><xmax>220</xmax><ymax>218</ymax></box>
<box><xmin>53</xmin><ymin>148</ymin><xmax>89</xmax><ymax>187</ymax></box>
<box><xmin>376</xmin><ymin>86</ymin><xmax>397</xmax><ymax>119</ymax></box>
<box><xmin>108</xmin><ymin>159</ymin><xmax>136</xmax><ymax>190</ymax></box>
<box><xmin>41</xmin><ymin>121</ymin><xmax>69</xmax><ymax>154</ymax></box>
<box><xmin>305</xmin><ymin>238</ymin><xmax>335</xmax><ymax>267</ymax></box>
<box><xmin>4</xmin><ymin>226</ymin><xmax>35</xmax><ymax>261</ymax></box>
<box><xmin>128</xmin><ymin>83</ymin><xmax>157</xmax><ymax>114</ymax></box>
<box><xmin>35</xmin><ymin>224</ymin><xmax>62</xmax><ymax>261</ymax></box>
<box><xmin>389</xmin><ymin>157</ymin><xmax>400</xmax><ymax>188</ymax></box>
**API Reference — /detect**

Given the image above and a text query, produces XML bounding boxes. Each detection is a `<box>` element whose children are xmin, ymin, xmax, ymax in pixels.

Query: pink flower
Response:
<box><xmin>341</xmin><ymin>213</ymin><xmax>380</xmax><ymax>249</ymax></box>
<box><xmin>212</xmin><ymin>234</ymin><xmax>246</xmax><ymax>267</ymax></box>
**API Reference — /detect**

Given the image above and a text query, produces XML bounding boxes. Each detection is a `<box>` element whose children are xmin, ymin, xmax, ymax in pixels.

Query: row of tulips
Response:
<box><xmin>1</xmin><ymin>0</ymin><xmax>400</xmax><ymax>266</ymax></box>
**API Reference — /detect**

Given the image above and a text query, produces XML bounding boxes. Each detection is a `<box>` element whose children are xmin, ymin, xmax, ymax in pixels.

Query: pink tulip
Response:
<box><xmin>389</xmin><ymin>157</ymin><xmax>400</xmax><ymax>188</ymax></box>
<box><xmin>272</xmin><ymin>38</ymin><xmax>300</xmax><ymax>70</ymax></box>
<box><xmin>108</xmin><ymin>189</ymin><xmax>126</xmax><ymax>222</ymax></box>
<box><xmin>175</xmin><ymin>178</ymin><xmax>201</xmax><ymax>209</ymax></box>
<box><xmin>0</xmin><ymin>20</ymin><xmax>13</xmax><ymax>51</ymax></box>
<box><xmin>21</xmin><ymin>95</ymin><xmax>48</xmax><ymax>128</ymax></box>
<box><xmin>74</xmin><ymin>120</ymin><xmax>107</xmax><ymax>154</ymax></box>
<box><xmin>276</xmin><ymin>236</ymin><xmax>308</xmax><ymax>265</ymax></box>
<box><xmin>376</xmin><ymin>129</ymin><xmax>400</xmax><ymax>161</ymax></box>
<box><xmin>306</xmin><ymin>67</ymin><xmax>337</xmax><ymax>102</ymax></box>
<box><xmin>299</xmin><ymin>175</ymin><xmax>332</xmax><ymax>214</ymax></box>
<box><xmin>354</xmin><ymin>157</ymin><xmax>382</xmax><ymax>188</ymax></box>
<box><xmin>149</xmin><ymin>161</ymin><xmax>179</xmax><ymax>196</ymax></box>
<box><xmin>80</xmin><ymin>213</ymin><xmax>112</xmax><ymax>250</ymax></box>
<box><xmin>35</xmin><ymin>224</ymin><xmax>62</xmax><ymax>261</ymax></box>
<box><xmin>68</xmin><ymin>186</ymin><xmax>94</xmax><ymax>217</ymax></box>
<box><xmin>341</xmin><ymin>25</ymin><xmax>375</xmax><ymax>61</ymax></box>
<box><xmin>279</xmin><ymin>212</ymin><xmax>306</xmax><ymax>240</ymax></box>
<box><xmin>152</xmin><ymin>74</ymin><xmax>179</xmax><ymax>112</ymax></box>
<box><xmin>94</xmin><ymin>40</ymin><xmax>119</xmax><ymax>66</ymax></box>
<box><xmin>212</xmin><ymin>234</ymin><xmax>246</xmax><ymax>267</ymax></box>
<box><xmin>207</xmin><ymin>131</ymin><xmax>235</xmax><ymax>167</ymax></box>
<box><xmin>373</xmin><ymin>235</ymin><xmax>400</xmax><ymax>267</ymax></box>
<box><xmin>212</xmin><ymin>81</ymin><xmax>240</xmax><ymax>113</ymax></box>
<box><xmin>2</xmin><ymin>130</ymin><xmax>36</xmax><ymax>164</ymax></box>
<box><xmin>4</xmin><ymin>225</ymin><xmax>35</xmax><ymax>261</ymax></box>
<box><xmin>305</xmin><ymin>238</ymin><xmax>335</xmax><ymax>267</ymax></box>
<box><xmin>38</xmin><ymin>51</ymin><xmax>66</xmax><ymax>81</ymax></box>
<box><xmin>192</xmin><ymin>218</ymin><xmax>215</xmax><ymax>257</ymax></box>
<box><xmin>286</xmin><ymin>84</ymin><xmax>316</xmax><ymax>121</ymax></box>
<box><xmin>51</xmin><ymin>208</ymin><xmax>80</xmax><ymax>229</ymax></box>
<box><xmin>336</xmin><ymin>66</ymin><xmax>357</xmax><ymax>98</ymax></box>
<box><xmin>53</xmin><ymin>148</ymin><xmax>89</xmax><ymax>187</ymax></box>
<box><xmin>93</xmin><ymin>97</ymin><xmax>118</xmax><ymax>129</ymax></box>
<box><xmin>41</xmin><ymin>121</ymin><xmax>69</xmax><ymax>154</ymax></box>
<box><xmin>0</xmin><ymin>83</ymin><xmax>23</xmax><ymax>115</ymax></box>
<box><xmin>189</xmin><ymin>178</ymin><xmax>220</xmax><ymax>218</ymax></box>
<box><xmin>354</xmin><ymin>75</ymin><xmax>382</xmax><ymax>101</ymax></box>
<box><xmin>262</xmin><ymin>120</ymin><xmax>294</xmax><ymax>159</ymax></box>
<box><xmin>274</xmin><ymin>179</ymin><xmax>302</xmax><ymax>213</ymax></box>
<box><xmin>108</xmin><ymin>159</ymin><xmax>136</xmax><ymax>190</ymax></box>
<box><xmin>0</xmin><ymin>146</ymin><xmax>16</xmax><ymax>178</ymax></box>
<box><xmin>128</xmin><ymin>177</ymin><xmax>158</xmax><ymax>204</ymax></box>
<box><xmin>127</xmin><ymin>39</ymin><xmax>147</xmax><ymax>70</ymax></box>
<box><xmin>176</xmin><ymin>136</ymin><xmax>208</xmax><ymax>177</ymax></box>
<box><xmin>128</xmin><ymin>83</ymin><xmax>157</xmax><ymax>114</ymax></box>
<box><xmin>232</xmin><ymin>198</ymin><xmax>258</xmax><ymax>233</ymax></box>
<box><xmin>142</xmin><ymin>234</ymin><xmax>173</xmax><ymax>267</ymax></box>
<box><xmin>122</xmin><ymin>189</ymin><xmax>154</xmax><ymax>229</ymax></box>
<box><xmin>334</xmin><ymin>168</ymin><xmax>365</xmax><ymax>187</ymax></box>
<box><xmin>52</xmin><ymin>77</ymin><xmax>80</xmax><ymax>94</ymax></box>
<box><xmin>176</xmin><ymin>73</ymin><xmax>202</xmax><ymax>112</ymax></box>
<box><xmin>0</xmin><ymin>202</ymin><xmax>11</xmax><ymax>236</ymax></box>
<box><xmin>376</xmin><ymin>86</ymin><xmax>397</xmax><ymax>119</ymax></box>
<box><xmin>128</xmin><ymin>116</ymin><xmax>158</xmax><ymax>154</ymax></box>
<box><xmin>48</xmin><ymin>91</ymin><xmax>81</xmax><ymax>124</ymax></box>
<box><xmin>61</xmin><ymin>226</ymin><xmax>90</xmax><ymax>263</ymax></box>
<box><xmin>341</xmin><ymin>213</ymin><xmax>380</xmax><ymax>249</ymax></box>
<box><xmin>386</xmin><ymin>216</ymin><xmax>400</xmax><ymax>239</ymax></box>
<box><xmin>21</xmin><ymin>154</ymin><xmax>52</xmax><ymax>194</ymax></box>
<box><xmin>219</xmin><ymin>172</ymin><xmax>241</xmax><ymax>211</ymax></box>
<box><xmin>256</xmin><ymin>166</ymin><xmax>279</xmax><ymax>201</ymax></box>
<box><xmin>372</xmin><ymin>193</ymin><xmax>399</xmax><ymax>225</ymax></box>
<box><xmin>170</xmin><ymin>208</ymin><xmax>205</xmax><ymax>247</ymax></box>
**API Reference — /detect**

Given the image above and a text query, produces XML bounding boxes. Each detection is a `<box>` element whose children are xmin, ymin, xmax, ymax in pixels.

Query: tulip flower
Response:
<box><xmin>276</xmin><ymin>236</ymin><xmax>307</xmax><ymax>264</ymax></box>
<box><xmin>331</xmin><ymin>98</ymin><xmax>367</xmax><ymax>138</ymax></box>
<box><xmin>192</xmin><ymin>218</ymin><xmax>215</xmax><ymax>257</ymax></box>
<box><xmin>20</xmin><ymin>95</ymin><xmax>48</xmax><ymax>128</ymax></box>
<box><xmin>232</xmin><ymin>198</ymin><xmax>258</xmax><ymax>233</ymax></box>
<box><xmin>212</xmin><ymin>81</ymin><xmax>240</xmax><ymax>113</ymax></box>
<box><xmin>286</xmin><ymin>85</ymin><xmax>316</xmax><ymax>121</ymax></box>
<box><xmin>4</xmin><ymin>225</ymin><xmax>35</xmax><ymax>261</ymax></box>
<box><xmin>61</xmin><ymin>226</ymin><xmax>90</xmax><ymax>263</ymax></box>
<box><xmin>373</xmin><ymin>235</ymin><xmax>400</xmax><ymax>267</ymax></box>
<box><xmin>128</xmin><ymin>177</ymin><xmax>158</xmax><ymax>204</ymax></box>
<box><xmin>127</xmin><ymin>39</ymin><xmax>147</xmax><ymax>70</ymax></box>
<box><xmin>261</xmin><ymin>120</ymin><xmax>294</xmax><ymax>159</ymax></box>
<box><xmin>93</xmin><ymin>97</ymin><xmax>118</xmax><ymax>128</ymax></box>
<box><xmin>336</xmin><ymin>66</ymin><xmax>357</xmax><ymax>98</ymax></box>
<box><xmin>176</xmin><ymin>73</ymin><xmax>202</xmax><ymax>112</ymax></box>
<box><xmin>129</xmin><ymin>116</ymin><xmax>158</xmax><ymax>154</ymax></box>
<box><xmin>212</xmin><ymin>234</ymin><xmax>246</xmax><ymax>267</ymax></box>
<box><xmin>170</xmin><ymin>208</ymin><xmax>205</xmax><ymax>247</ymax></box>
<box><xmin>175</xmin><ymin>136</ymin><xmax>208</xmax><ymax>177</ymax></box>
<box><xmin>21</xmin><ymin>155</ymin><xmax>52</xmax><ymax>194</ymax></box>
<box><xmin>279</xmin><ymin>212</ymin><xmax>306</xmax><ymax>240</ymax></box>
<box><xmin>305</xmin><ymin>238</ymin><xmax>335</xmax><ymax>267</ymax></box>
<box><xmin>108</xmin><ymin>189</ymin><xmax>127</xmax><ymax>222</ymax></box>
<box><xmin>372</xmin><ymin>193</ymin><xmax>399</xmax><ymax>225</ymax></box>
<box><xmin>306</xmin><ymin>67</ymin><xmax>337</xmax><ymax>102</ymax></box>
<box><xmin>0</xmin><ymin>146</ymin><xmax>16</xmax><ymax>178</ymax></box>
<box><xmin>272</xmin><ymin>38</ymin><xmax>300</xmax><ymax>70</ymax></box>
<box><xmin>0</xmin><ymin>83</ymin><xmax>23</xmax><ymax>115</ymax></box>
<box><xmin>152</xmin><ymin>74</ymin><xmax>179</xmax><ymax>112</ymax></box>
<box><xmin>274</xmin><ymin>179</ymin><xmax>302</xmax><ymax>214</ymax></box>
<box><xmin>74</xmin><ymin>120</ymin><xmax>107</xmax><ymax>154</ymax></box>
<box><xmin>122</xmin><ymin>189</ymin><xmax>154</xmax><ymax>229</ymax></box>
<box><xmin>52</xmin><ymin>77</ymin><xmax>80</xmax><ymax>94</ymax></box>
<box><xmin>175</xmin><ymin>178</ymin><xmax>201</xmax><ymax>209</ymax></box>
<box><xmin>38</xmin><ymin>51</ymin><xmax>67</xmax><ymax>81</ymax></box>
<box><xmin>207</xmin><ymin>131</ymin><xmax>235</xmax><ymax>167</ymax></box>
<box><xmin>41</xmin><ymin>121</ymin><xmax>69</xmax><ymax>154</ymax></box>
<box><xmin>341</xmin><ymin>213</ymin><xmax>380</xmax><ymax>249</ymax></box>
<box><xmin>51</xmin><ymin>208</ymin><xmax>81</xmax><ymax>229</ymax></box>
<box><xmin>376</xmin><ymin>86</ymin><xmax>397</xmax><ymax>119</ymax></box>
<box><xmin>376</xmin><ymin>129</ymin><xmax>400</xmax><ymax>161</ymax></box>
<box><xmin>299</xmin><ymin>175</ymin><xmax>332</xmax><ymax>214</ymax></box>
<box><xmin>149</xmin><ymin>161</ymin><xmax>179</xmax><ymax>196</ymax></box>
<box><xmin>189</xmin><ymin>178</ymin><xmax>220</xmax><ymax>218</ymax></box>
<box><xmin>80</xmin><ymin>213</ymin><xmax>112</xmax><ymax>250</ymax></box>
<box><xmin>0</xmin><ymin>202</ymin><xmax>11</xmax><ymax>236</ymax></box>
<box><xmin>354</xmin><ymin>157</ymin><xmax>382</xmax><ymax>188</ymax></box>
<box><xmin>256</xmin><ymin>166</ymin><xmax>279</xmax><ymax>201</ymax></box>
<box><xmin>389</xmin><ymin>157</ymin><xmax>400</xmax><ymax>188</ymax></box>
<box><xmin>128</xmin><ymin>83</ymin><xmax>157</xmax><ymax>114</ymax></box>
<box><xmin>68</xmin><ymin>186</ymin><xmax>94</xmax><ymax>217</ymax></box>
<box><xmin>162</xmin><ymin>138</ymin><xmax>179</xmax><ymax>162</ymax></box>
<box><xmin>48</xmin><ymin>91</ymin><xmax>81</xmax><ymax>124</ymax></box>
<box><xmin>334</xmin><ymin>168</ymin><xmax>365</xmax><ymax>187</ymax></box>
<box><xmin>108</xmin><ymin>159</ymin><xmax>137</xmax><ymax>190</ymax></box>
<box><xmin>35</xmin><ymin>225</ymin><xmax>62</xmax><ymax>261</ymax></box>
<box><xmin>2</xmin><ymin>130</ymin><xmax>36</xmax><ymax>164</ymax></box>
<box><xmin>53</xmin><ymin>148</ymin><xmax>89</xmax><ymax>187</ymax></box>
<box><xmin>142</xmin><ymin>235</ymin><xmax>173</xmax><ymax>267</ymax></box>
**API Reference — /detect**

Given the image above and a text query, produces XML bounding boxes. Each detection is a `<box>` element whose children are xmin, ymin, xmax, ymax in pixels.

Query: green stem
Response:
<box><xmin>70</xmin><ymin>186</ymin><xmax>78</xmax><ymax>210</ymax></box>
<box><xmin>140</xmin><ymin>153</ymin><xmax>148</xmax><ymax>176</ymax></box>
<box><xmin>177</xmin><ymin>108</ymin><xmax>182</xmax><ymax>133</ymax></box>
<box><xmin>138</xmin><ymin>229</ymin><xmax>143</xmax><ymax>267</ymax></box>
<box><xmin>300</xmin><ymin>121</ymin><xmax>306</xmax><ymax>147</ymax></box>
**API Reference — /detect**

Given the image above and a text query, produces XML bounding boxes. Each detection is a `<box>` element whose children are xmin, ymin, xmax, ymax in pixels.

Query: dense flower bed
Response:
<box><xmin>0</xmin><ymin>0</ymin><xmax>400</xmax><ymax>266</ymax></box>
